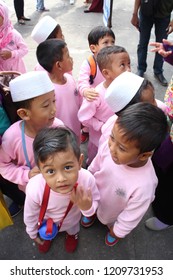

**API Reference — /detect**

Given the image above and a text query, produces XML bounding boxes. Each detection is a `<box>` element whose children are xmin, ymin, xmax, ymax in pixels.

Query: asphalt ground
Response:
<box><xmin>1</xmin><ymin>0</ymin><xmax>173</xmax><ymax>271</ymax></box>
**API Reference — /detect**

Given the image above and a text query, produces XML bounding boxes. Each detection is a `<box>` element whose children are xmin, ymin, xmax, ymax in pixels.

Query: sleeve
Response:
<box><xmin>87</xmin><ymin>144</ymin><xmax>103</xmax><ymax>174</ymax></box>
<box><xmin>77</xmin><ymin>60</ymin><xmax>91</xmax><ymax>96</ymax></box>
<box><xmin>81</xmin><ymin>171</ymin><xmax>100</xmax><ymax>217</ymax></box>
<box><xmin>11</xmin><ymin>30</ymin><xmax>28</xmax><ymax>59</ymax></box>
<box><xmin>78</xmin><ymin>98</ymin><xmax>103</xmax><ymax>131</ymax></box>
<box><xmin>24</xmin><ymin>179</ymin><xmax>42</xmax><ymax>240</ymax></box>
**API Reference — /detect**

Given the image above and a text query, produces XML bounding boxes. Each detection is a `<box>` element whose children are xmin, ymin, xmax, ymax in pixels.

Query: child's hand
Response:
<box><xmin>70</xmin><ymin>185</ymin><xmax>92</xmax><ymax>211</ymax></box>
<box><xmin>28</xmin><ymin>166</ymin><xmax>40</xmax><ymax>179</ymax></box>
<box><xmin>83</xmin><ymin>88</ymin><xmax>99</xmax><ymax>102</ymax></box>
<box><xmin>34</xmin><ymin>236</ymin><xmax>44</xmax><ymax>245</ymax></box>
<box><xmin>0</xmin><ymin>50</ymin><xmax>12</xmax><ymax>60</ymax></box>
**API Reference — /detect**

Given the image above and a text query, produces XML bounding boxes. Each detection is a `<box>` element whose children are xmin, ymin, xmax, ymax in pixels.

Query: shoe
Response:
<box><xmin>36</xmin><ymin>8</ymin><xmax>50</xmax><ymax>12</ymax></box>
<box><xmin>70</xmin><ymin>0</ymin><xmax>74</xmax><ymax>4</ymax></box>
<box><xmin>81</xmin><ymin>214</ymin><xmax>96</xmax><ymax>227</ymax></box>
<box><xmin>38</xmin><ymin>240</ymin><xmax>51</xmax><ymax>253</ymax></box>
<box><xmin>145</xmin><ymin>217</ymin><xmax>172</xmax><ymax>231</ymax></box>
<box><xmin>80</xmin><ymin>130</ymin><xmax>89</xmax><ymax>143</ymax></box>
<box><xmin>65</xmin><ymin>233</ymin><xmax>78</xmax><ymax>253</ymax></box>
<box><xmin>21</xmin><ymin>16</ymin><xmax>31</xmax><ymax>21</ymax></box>
<box><xmin>105</xmin><ymin>232</ymin><xmax>119</xmax><ymax>246</ymax></box>
<box><xmin>154</xmin><ymin>73</ymin><xmax>168</xmax><ymax>86</ymax></box>
<box><xmin>84</xmin><ymin>9</ymin><xmax>91</xmax><ymax>13</ymax></box>
<box><xmin>136</xmin><ymin>70</ymin><xmax>144</xmax><ymax>77</ymax></box>
<box><xmin>18</xmin><ymin>19</ymin><xmax>25</xmax><ymax>25</ymax></box>
<box><xmin>8</xmin><ymin>202</ymin><xmax>23</xmax><ymax>218</ymax></box>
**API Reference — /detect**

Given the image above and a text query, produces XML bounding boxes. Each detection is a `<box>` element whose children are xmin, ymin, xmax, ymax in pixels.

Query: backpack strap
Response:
<box><xmin>87</xmin><ymin>54</ymin><xmax>97</xmax><ymax>85</ymax></box>
<box><xmin>38</xmin><ymin>183</ymin><xmax>50</xmax><ymax>228</ymax></box>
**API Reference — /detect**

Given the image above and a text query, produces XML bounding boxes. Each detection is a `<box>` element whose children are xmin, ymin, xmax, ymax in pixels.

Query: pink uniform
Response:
<box><xmin>88</xmin><ymin>141</ymin><xmax>157</xmax><ymax>238</ymax></box>
<box><xmin>0</xmin><ymin>118</ymin><xmax>64</xmax><ymax>192</ymax></box>
<box><xmin>24</xmin><ymin>168</ymin><xmax>100</xmax><ymax>239</ymax></box>
<box><xmin>77</xmin><ymin>58</ymin><xmax>104</xmax><ymax>96</ymax></box>
<box><xmin>0</xmin><ymin>29</ymin><xmax>28</xmax><ymax>73</ymax></box>
<box><xmin>78</xmin><ymin>81</ymin><xmax>114</xmax><ymax>147</ymax></box>
<box><xmin>54</xmin><ymin>73</ymin><xmax>81</xmax><ymax>140</ymax></box>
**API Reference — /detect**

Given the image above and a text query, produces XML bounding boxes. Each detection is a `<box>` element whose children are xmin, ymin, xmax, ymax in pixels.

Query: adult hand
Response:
<box><xmin>149</xmin><ymin>39</ymin><xmax>173</xmax><ymax>58</ymax></box>
<box><xmin>131</xmin><ymin>13</ymin><xmax>140</xmax><ymax>31</ymax></box>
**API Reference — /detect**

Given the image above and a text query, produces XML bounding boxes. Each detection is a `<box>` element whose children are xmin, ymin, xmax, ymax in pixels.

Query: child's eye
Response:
<box><xmin>43</xmin><ymin>104</ymin><xmax>49</xmax><ymax>108</ymax></box>
<box><xmin>64</xmin><ymin>165</ymin><xmax>72</xmax><ymax>170</ymax></box>
<box><xmin>47</xmin><ymin>169</ymin><xmax>55</xmax><ymax>174</ymax></box>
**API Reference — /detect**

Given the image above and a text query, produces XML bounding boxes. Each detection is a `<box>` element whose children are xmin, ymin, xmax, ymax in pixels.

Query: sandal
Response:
<box><xmin>105</xmin><ymin>232</ymin><xmax>119</xmax><ymax>246</ymax></box>
<box><xmin>18</xmin><ymin>19</ymin><xmax>25</xmax><ymax>25</ymax></box>
<box><xmin>21</xmin><ymin>16</ymin><xmax>31</xmax><ymax>21</ymax></box>
<box><xmin>81</xmin><ymin>214</ymin><xmax>96</xmax><ymax>227</ymax></box>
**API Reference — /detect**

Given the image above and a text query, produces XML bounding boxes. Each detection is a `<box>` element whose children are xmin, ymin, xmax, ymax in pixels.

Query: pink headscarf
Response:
<box><xmin>0</xmin><ymin>1</ymin><xmax>13</xmax><ymax>49</ymax></box>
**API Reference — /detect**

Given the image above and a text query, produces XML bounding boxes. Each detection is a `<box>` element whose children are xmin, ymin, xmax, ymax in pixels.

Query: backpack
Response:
<box><xmin>87</xmin><ymin>54</ymin><xmax>97</xmax><ymax>85</ymax></box>
<box><xmin>0</xmin><ymin>71</ymin><xmax>21</xmax><ymax>124</ymax></box>
<box><xmin>140</xmin><ymin>0</ymin><xmax>160</xmax><ymax>17</ymax></box>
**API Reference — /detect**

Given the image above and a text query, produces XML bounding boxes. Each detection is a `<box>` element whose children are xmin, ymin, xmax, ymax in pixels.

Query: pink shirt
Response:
<box><xmin>0</xmin><ymin>118</ymin><xmax>64</xmax><ymax>192</ymax></box>
<box><xmin>0</xmin><ymin>29</ymin><xmax>28</xmax><ymax>73</ymax></box>
<box><xmin>54</xmin><ymin>73</ymin><xmax>81</xmax><ymax>140</ymax></box>
<box><xmin>78</xmin><ymin>82</ymin><xmax>114</xmax><ymax>147</ymax></box>
<box><xmin>77</xmin><ymin>58</ymin><xmax>104</xmax><ymax>96</ymax></box>
<box><xmin>88</xmin><ymin>141</ymin><xmax>157</xmax><ymax>238</ymax></box>
<box><xmin>24</xmin><ymin>168</ymin><xmax>100</xmax><ymax>239</ymax></box>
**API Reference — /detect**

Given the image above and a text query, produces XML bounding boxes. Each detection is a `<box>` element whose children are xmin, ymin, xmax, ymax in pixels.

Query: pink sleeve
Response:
<box><xmin>11</xmin><ymin>30</ymin><xmax>28</xmax><ymax>59</ymax></box>
<box><xmin>77</xmin><ymin>60</ymin><xmax>91</xmax><ymax>96</ymax></box>
<box><xmin>78</xmin><ymin>98</ymin><xmax>103</xmax><ymax>131</ymax></box>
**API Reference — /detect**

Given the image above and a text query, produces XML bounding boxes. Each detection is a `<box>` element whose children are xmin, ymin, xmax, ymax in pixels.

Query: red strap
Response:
<box><xmin>38</xmin><ymin>183</ymin><xmax>50</xmax><ymax>228</ymax></box>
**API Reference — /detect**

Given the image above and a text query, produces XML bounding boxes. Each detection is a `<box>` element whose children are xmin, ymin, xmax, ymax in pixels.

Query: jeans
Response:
<box><xmin>36</xmin><ymin>0</ymin><xmax>44</xmax><ymax>10</ymax></box>
<box><xmin>137</xmin><ymin>11</ymin><xmax>170</xmax><ymax>74</ymax></box>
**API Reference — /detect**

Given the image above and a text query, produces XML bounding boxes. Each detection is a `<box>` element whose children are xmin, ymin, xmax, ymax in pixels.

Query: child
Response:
<box><xmin>77</xmin><ymin>25</ymin><xmax>115</xmax><ymax>143</ymax></box>
<box><xmin>24</xmin><ymin>126</ymin><xmax>100</xmax><ymax>253</ymax></box>
<box><xmin>99</xmin><ymin>71</ymin><xmax>167</xmax><ymax>147</ymax></box>
<box><xmin>78</xmin><ymin>45</ymin><xmax>131</xmax><ymax>164</ymax></box>
<box><xmin>0</xmin><ymin>1</ymin><xmax>28</xmax><ymax>72</ymax></box>
<box><xmin>31</xmin><ymin>15</ymin><xmax>64</xmax><ymax>71</ymax></box>
<box><xmin>0</xmin><ymin>71</ymin><xmax>64</xmax><ymax>193</ymax></box>
<box><xmin>88</xmin><ymin>103</ymin><xmax>168</xmax><ymax>246</ymax></box>
<box><xmin>36</xmin><ymin>39</ymin><xmax>81</xmax><ymax>141</ymax></box>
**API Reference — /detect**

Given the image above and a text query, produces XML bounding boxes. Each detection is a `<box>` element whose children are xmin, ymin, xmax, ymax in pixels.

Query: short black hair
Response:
<box><xmin>36</xmin><ymin>39</ymin><xmax>66</xmax><ymax>73</ymax></box>
<box><xmin>116</xmin><ymin>102</ymin><xmax>168</xmax><ymax>153</ymax></box>
<box><xmin>33</xmin><ymin>126</ymin><xmax>81</xmax><ymax>166</ymax></box>
<box><xmin>88</xmin><ymin>26</ymin><xmax>115</xmax><ymax>45</ymax></box>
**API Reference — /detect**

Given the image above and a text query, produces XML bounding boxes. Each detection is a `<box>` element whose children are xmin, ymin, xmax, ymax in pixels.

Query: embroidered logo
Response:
<box><xmin>115</xmin><ymin>188</ymin><xmax>126</xmax><ymax>198</ymax></box>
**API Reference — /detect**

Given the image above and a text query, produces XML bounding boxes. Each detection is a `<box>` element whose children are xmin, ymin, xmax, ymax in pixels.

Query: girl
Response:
<box><xmin>0</xmin><ymin>1</ymin><xmax>28</xmax><ymax>72</ymax></box>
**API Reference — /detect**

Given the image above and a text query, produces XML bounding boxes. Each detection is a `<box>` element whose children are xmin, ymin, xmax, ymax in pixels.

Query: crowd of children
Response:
<box><xmin>0</xmin><ymin>0</ymin><xmax>172</xmax><ymax>256</ymax></box>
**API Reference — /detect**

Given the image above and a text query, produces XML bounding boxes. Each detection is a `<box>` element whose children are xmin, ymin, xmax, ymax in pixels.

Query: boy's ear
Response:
<box><xmin>101</xmin><ymin>68</ymin><xmax>110</xmax><ymax>79</ymax></box>
<box><xmin>79</xmin><ymin>153</ymin><xmax>84</xmax><ymax>169</ymax></box>
<box><xmin>55</xmin><ymin>61</ymin><xmax>62</xmax><ymax>70</ymax></box>
<box><xmin>139</xmin><ymin>151</ymin><xmax>153</xmax><ymax>162</ymax></box>
<box><xmin>17</xmin><ymin>108</ymin><xmax>30</xmax><ymax>120</ymax></box>
<box><xmin>89</xmin><ymin>44</ymin><xmax>97</xmax><ymax>54</ymax></box>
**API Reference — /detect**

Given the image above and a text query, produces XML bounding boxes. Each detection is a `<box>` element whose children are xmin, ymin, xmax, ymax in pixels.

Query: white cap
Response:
<box><xmin>9</xmin><ymin>71</ymin><xmax>54</xmax><ymax>102</ymax></box>
<box><xmin>31</xmin><ymin>16</ymin><xmax>58</xmax><ymax>44</ymax></box>
<box><xmin>105</xmin><ymin>71</ymin><xmax>144</xmax><ymax>113</ymax></box>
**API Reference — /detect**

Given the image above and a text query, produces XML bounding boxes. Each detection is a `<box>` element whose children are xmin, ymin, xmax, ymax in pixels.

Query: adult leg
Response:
<box><xmin>137</xmin><ymin>12</ymin><xmax>154</xmax><ymax>73</ymax></box>
<box><xmin>36</xmin><ymin>0</ymin><xmax>44</xmax><ymax>11</ymax></box>
<box><xmin>153</xmin><ymin>16</ymin><xmax>170</xmax><ymax>75</ymax></box>
<box><xmin>13</xmin><ymin>0</ymin><xmax>24</xmax><ymax>20</ymax></box>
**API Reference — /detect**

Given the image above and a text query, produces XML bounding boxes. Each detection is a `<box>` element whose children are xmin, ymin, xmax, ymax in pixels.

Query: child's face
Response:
<box><xmin>108</xmin><ymin>122</ymin><xmax>142</xmax><ymax>167</ymax></box>
<box><xmin>39</xmin><ymin>147</ymin><xmax>83</xmax><ymax>194</ymax></box>
<box><xmin>26</xmin><ymin>91</ymin><xmax>56</xmax><ymax>131</ymax></box>
<box><xmin>0</xmin><ymin>16</ymin><xmax>3</xmax><ymax>27</ymax></box>
<box><xmin>107</xmin><ymin>52</ymin><xmax>131</xmax><ymax>81</ymax></box>
<box><xmin>140</xmin><ymin>85</ymin><xmax>157</xmax><ymax>106</ymax></box>
<box><xmin>93</xmin><ymin>35</ymin><xmax>115</xmax><ymax>55</ymax></box>
<box><xmin>59</xmin><ymin>46</ymin><xmax>73</xmax><ymax>73</ymax></box>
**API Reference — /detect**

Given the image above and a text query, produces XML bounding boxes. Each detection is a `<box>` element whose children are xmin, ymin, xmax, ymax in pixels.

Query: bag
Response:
<box><xmin>140</xmin><ymin>0</ymin><xmax>159</xmax><ymax>17</ymax></box>
<box><xmin>0</xmin><ymin>190</ymin><xmax>13</xmax><ymax>230</ymax></box>
<box><xmin>0</xmin><ymin>71</ymin><xmax>21</xmax><ymax>124</ymax></box>
<box><xmin>87</xmin><ymin>54</ymin><xmax>97</xmax><ymax>85</ymax></box>
<box><xmin>0</xmin><ymin>104</ymin><xmax>11</xmax><ymax>136</ymax></box>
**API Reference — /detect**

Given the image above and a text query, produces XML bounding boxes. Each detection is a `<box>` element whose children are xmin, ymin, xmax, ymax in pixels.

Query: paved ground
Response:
<box><xmin>1</xmin><ymin>0</ymin><xmax>173</xmax><ymax>262</ymax></box>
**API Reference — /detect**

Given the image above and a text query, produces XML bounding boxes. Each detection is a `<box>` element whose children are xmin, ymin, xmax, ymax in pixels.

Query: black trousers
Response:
<box><xmin>0</xmin><ymin>175</ymin><xmax>25</xmax><ymax>206</ymax></box>
<box><xmin>13</xmin><ymin>0</ymin><xmax>24</xmax><ymax>20</ymax></box>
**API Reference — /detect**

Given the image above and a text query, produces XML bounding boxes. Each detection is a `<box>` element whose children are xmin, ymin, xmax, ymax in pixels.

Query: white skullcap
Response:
<box><xmin>31</xmin><ymin>16</ymin><xmax>58</xmax><ymax>44</ymax></box>
<box><xmin>105</xmin><ymin>71</ymin><xmax>144</xmax><ymax>113</ymax></box>
<box><xmin>9</xmin><ymin>71</ymin><xmax>54</xmax><ymax>102</ymax></box>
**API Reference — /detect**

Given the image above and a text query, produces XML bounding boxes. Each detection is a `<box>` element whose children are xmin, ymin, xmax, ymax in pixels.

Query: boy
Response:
<box><xmin>86</xmin><ymin>103</ymin><xmax>168</xmax><ymax>246</ymax></box>
<box><xmin>78</xmin><ymin>45</ymin><xmax>131</xmax><ymax>164</ymax></box>
<box><xmin>0</xmin><ymin>71</ymin><xmax>64</xmax><ymax>193</ymax></box>
<box><xmin>36</xmin><ymin>39</ymin><xmax>81</xmax><ymax>141</ymax></box>
<box><xmin>24</xmin><ymin>126</ymin><xmax>100</xmax><ymax>253</ymax></box>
